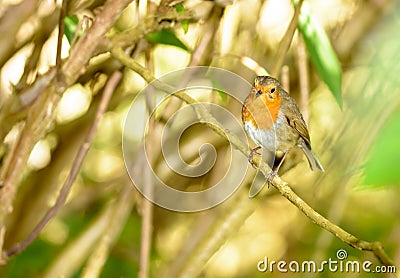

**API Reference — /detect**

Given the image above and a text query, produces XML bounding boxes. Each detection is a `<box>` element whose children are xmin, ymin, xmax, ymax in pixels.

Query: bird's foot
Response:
<box><xmin>248</xmin><ymin>146</ymin><xmax>262</xmax><ymax>169</ymax></box>
<box><xmin>265</xmin><ymin>169</ymin><xmax>278</xmax><ymax>188</ymax></box>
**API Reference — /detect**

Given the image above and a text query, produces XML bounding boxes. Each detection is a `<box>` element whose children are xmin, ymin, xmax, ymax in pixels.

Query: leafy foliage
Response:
<box><xmin>296</xmin><ymin>2</ymin><xmax>343</xmax><ymax>108</ymax></box>
<box><xmin>364</xmin><ymin>108</ymin><xmax>400</xmax><ymax>187</ymax></box>
<box><xmin>146</xmin><ymin>29</ymin><xmax>188</xmax><ymax>51</ymax></box>
<box><xmin>64</xmin><ymin>15</ymin><xmax>80</xmax><ymax>43</ymax></box>
<box><xmin>175</xmin><ymin>3</ymin><xmax>189</xmax><ymax>34</ymax></box>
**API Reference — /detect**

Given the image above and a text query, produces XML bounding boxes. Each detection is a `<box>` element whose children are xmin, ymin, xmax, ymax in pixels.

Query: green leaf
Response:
<box><xmin>216</xmin><ymin>90</ymin><xmax>228</xmax><ymax>103</ymax></box>
<box><xmin>175</xmin><ymin>3</ymin><xmax>185</xmax><ymax>14</ymax></box>
<box><xmin>175</xmin><ymin>3</ymin><xmax>189</xmax><ymax>34</ymax></box>
<box><xmin>363</xmin><ymin>108</ymin><xmax>400</xmax><ymax>187</ymax></box>
<box><xmin>210</xmin><ymin>79</ymin><xmax>228</xmax><ymax>103</ymax></box>
<box><xmin>64</xmin><ymin>15</ymin><xmax>79</xmax><ymax>43</ymax></box>
<box><xmin>146</xmin><ymin>29</ymin><xmax>189</xmax><ymax>51</ymax></box>
<box><xmin>296</xmin><ymin>2</ymin><xmax>343</xmax><ymax>108</ymax></box>
<box><xmin>181</xmin><ymin>20</ymin><xmax>189</xmax><ymax>34</ymax></box>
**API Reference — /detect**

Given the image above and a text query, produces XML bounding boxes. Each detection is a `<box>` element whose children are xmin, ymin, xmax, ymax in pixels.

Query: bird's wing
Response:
<box><xmin>284</xmin><ymin>107</ymin><xmax>312</xmax><ymax>148</ymax></box>
<box><xmin>292</xmin><ymin>118</ymin><xmax>311</xmax><ymax>147</ymax></box>
<box><xmin>280</xmin><ymin>89</ymin><xmax>312</xmax><ymax>148</ymax></box>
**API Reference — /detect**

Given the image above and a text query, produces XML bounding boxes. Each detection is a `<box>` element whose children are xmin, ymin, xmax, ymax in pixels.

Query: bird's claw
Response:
<box><xmin>265</xmin><ymin>169</ymin><xmax>278</xmax><ymax>188</ymax></box>
<box><xmin>248</xmin><ymin>146</ymin><xmax>262</xmax><ymax>169</ymax></box>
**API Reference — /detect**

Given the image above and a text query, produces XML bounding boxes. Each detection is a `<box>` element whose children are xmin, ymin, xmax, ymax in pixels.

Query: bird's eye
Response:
<box><xmin>270</xmin><ymin>87</ymin><xmax>276</xmax><ymax>94</ymax></box>
<box><xmin>256</xmin><ymin>90</ymin><xmax>263</xmax><ymax>96</ymax></box>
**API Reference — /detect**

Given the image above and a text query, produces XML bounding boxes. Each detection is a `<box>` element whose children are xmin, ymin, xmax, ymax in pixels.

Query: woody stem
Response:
<box><xmin>272</xmin><ymin>181</ymin><xmax>394</xmax><ymax>266</ymax></box>
<box><xmin>271</xmin><ymin>0</ymin><xmax>304</xmax><ymax>77</ymax></box>
<box><xmin>273</xmin><ymin>151</ymin><xmax>288</xmax><ymax>173</ymax></box>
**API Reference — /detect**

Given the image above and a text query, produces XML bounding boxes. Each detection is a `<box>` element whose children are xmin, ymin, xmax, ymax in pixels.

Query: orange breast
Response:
<box><xmin>264</xmin><ymin>95</ymin><xmax>281</xmax><ymax>123</ymax></box>
<box><xmin>242</xmin><ymin>94</ymin><xmax>281</xmax><ymax>131</ymax></box>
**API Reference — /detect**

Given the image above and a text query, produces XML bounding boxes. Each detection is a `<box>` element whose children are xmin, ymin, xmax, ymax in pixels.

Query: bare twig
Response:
<box><xmin>0</xmin><ymin>0</ymin><xmax>37</xmax><ymax>67</ymax></box>
<box><xmin>62</xmin><ymin>0</ymin><xmax>133</xmax><ymax>85</ymax></box>
<box><xmin>213</xmin><ymin>53</ymin><xmax>269</xmax><ymax>76</ymax></box>
<box><xmin>189</xmin><ymin>6</ymin><xmax>222</xmax><ymax>66</ymax></box>
<box><xmin>138</xmin><ymin>49</ymin><xmax>155</xmax><ymax>278</ymax></box>
<box><xmin>111</xmin><ymin>48</ymin><xmax>176</xmax><ymax>95</ymax></box>
<box><xmin>15</xmin><ymin>11</ymin><xmax>59</xmax><ymax>91</ymax></box>
<box><xmin>2</xmin><ymin>72</ymin><xmax>122</xmax><ymax>259</ymax></box>
<box><xmin>281</xmin><ymin>65</ymin><xmax>290</xmax><ymax>91</ymax></box>
<box><xmin>0</xmin><ymin>227</ymin><xmax>5</xmax><ymax>264</ymax></box>
<box><xmin>0</xmin><ymin>0</ymin><xmax>132</xmax><ymax>251</ymax></box>
<box><xmin>275</xmin><ymin>182</ymin><xmax>394</xmax><ymax>266</ymax></box>
<box><xmin>42</xmin><ymin>199</ymin><xmax>115</xmax><ymax>278</ymax></box>
<box><xmin>81</xmin><ymin>183</ymin><xmax>135</xmax><ymax>278</ymax></box>
<box><xmin>110</xmin><ymin>52</ymin><xmax>395</xmax><ymax>267</ymax></box>
<box><xmin>271</xmin><ymin>0</ymin><xmax>304</xmax><ymax>77</ymax></box>
<box><xmin>56</xmin><ymin>0</ymin><xmax>69</xmax><ymax>74</ymax></box>
<box><xmin>175</xmin><ymin>185</ymin><xmax>260</xmax><ymax>278</ymax></box>
<box><xmin>333</xmin><ymin>0</ymin><xmax>390</xmax><ymax>62</ymax></box>
<box><xmin>138</xmin><ymin>166</ymin><xmax>154</xmax><ymax>278</ymax></box>
<box><xmin>296</xmin><ymin>36</ymin><xmax>309</xmax><ymax>122</ymax></box>
<box><xmin>70</xmin><ymin>16</ymin><xmax>88</xmax><ymax>47</ymax></box>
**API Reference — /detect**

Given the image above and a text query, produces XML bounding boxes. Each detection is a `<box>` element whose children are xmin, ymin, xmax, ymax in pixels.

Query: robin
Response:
<box><xmin>242</xmin><ymin>76</ymin><xmax>324</xmax><ymax>187</ymax></box>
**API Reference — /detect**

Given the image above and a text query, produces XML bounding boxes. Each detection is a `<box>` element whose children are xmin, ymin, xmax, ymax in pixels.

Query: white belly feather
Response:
<box><xmin>244</xmin><ymin>110</ymin><xmax>298</xmax><ymax>152</ymax></box>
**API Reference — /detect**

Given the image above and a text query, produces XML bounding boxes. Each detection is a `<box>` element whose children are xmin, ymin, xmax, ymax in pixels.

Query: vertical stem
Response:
<box><xmin>138</xmin><ymin>167</ymin><xmax>154</xmax><ymax>278</ymax></box>
<box><xmin>56</xmin><ymin>0</ymin><xmax>69</xmax><ymax>73</ymax></box>
<box><xmin>296</xmin><ymin>36</ymin><xmax>309</xmax><ymax>122</ymax></box>
<box><xmin>139</xmin><ymin>49</ymin><xmax>155</xmax><ymax>278</ymax></box>
<box><xmin>281</xmin><ymin>65</ymin><xmax>290</xmax><ymax>91</ymax></box>
<box><xmin>271</xmin><ymin>0</ymin><xmax>304</xmax><ymax>77</ymax></box>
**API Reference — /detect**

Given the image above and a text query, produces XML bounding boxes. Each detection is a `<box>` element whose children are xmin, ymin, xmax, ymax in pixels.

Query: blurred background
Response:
<box><xmin>0</xmin><ymin>0</ymin><xmax>399</xmax><ymax>277</ymax></box>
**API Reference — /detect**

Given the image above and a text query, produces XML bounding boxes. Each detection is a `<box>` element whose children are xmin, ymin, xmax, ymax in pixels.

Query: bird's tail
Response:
<box><xmin>299</xmin><ymin>141</ymin><xmax>324</xmax><ymax>172</ymax></box>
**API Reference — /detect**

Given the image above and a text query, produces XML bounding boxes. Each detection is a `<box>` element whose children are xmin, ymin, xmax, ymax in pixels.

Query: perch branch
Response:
<box><xmin>110</xmin><ymin>50</ymin><xmax>395</xmax><ymax>268</ymax></box>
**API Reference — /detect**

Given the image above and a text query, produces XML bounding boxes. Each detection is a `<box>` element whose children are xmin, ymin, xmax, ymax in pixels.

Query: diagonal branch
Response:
<box><xmin>271</xmin><ymin>0</ymin><xmax>304</xmax><ymax>77</ymax></box>
<box><xmin>56</xmin><ymin>0</ymin><xmax>69</xmax><ymax>74</ymax></box>
<box><xmin>110</xmin><ymin>49</ymin><xmax>395</xmax><ymax>268</ymax></box>
<box><xmin>2</xmin><ymin>71</ymin><xmax>122</xmax><ymax>260</ymax></box>
<box><xmin>0</xmin><ymin>0</ymin><xmax>132</xmax><ymax>253</ymax></box>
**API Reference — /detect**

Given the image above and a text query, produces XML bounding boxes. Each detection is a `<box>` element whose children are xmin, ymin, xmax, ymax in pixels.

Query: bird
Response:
<box><xmin>242</xmin><ymin>76</ymin><xmax>324</xmax><ymax>189</ymax></box>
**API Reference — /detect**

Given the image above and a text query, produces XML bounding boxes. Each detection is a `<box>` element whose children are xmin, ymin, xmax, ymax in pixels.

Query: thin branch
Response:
<box><xmin>275</xmin><ymin>182</ymin><xmax>394</xmax><ymax>266</ymax></box>
<box><xmin>81</xmin><ymin>183</ymin><xmax>135</xmax><ymax>278</ymax></box>
<box><xmin>42</xmin><ymin>199</ymin><xmax>115</xmax><ymax>277</ymax></box>
<box><xmin>281</xmin><ymin>65</ymin><xmax>290</xmax><ymax>91</ymax></box>
<box><xmin>0</xmin><ymin>227</ymin><xmax>5</xmax><ymax>264</ymax></box>
<box><xmin>0</xmin><ymin>0</ymin><xmax>132</xmax><ymax>248</ymax></box>
<box><xmin>56</xmin><ymin>0</ymin><xmax>69</xmax><ymax>74</ymax></box>
<box><xmin>189</xmin><ymin>6</ymin><xmax>222</xmax><ymax>66</ymax></box>
<box><xmin>0</xmin><ymin>0</ymin><xmax>37</xmax><ymax>67</ymax></box>
<box><xmin>62</xmin><ymin>0</ymin><xmax>133</xmax><ymax>85</ymax></box>
<box><xmin>15</xmin><ymin>11</ymin><xmax>59</xmax><ymax>91</ymax></box>
<box><xmin>213</xmin><ymin>53</ymin><xmax>269</xmax><ymax>76</ymax></box>
<box><xmin>138</xmin><ymin>49</ymin><xmax>155</xmax><ymax>278</ymax></box>
<box><xmin>110</xmin><ymin>48</ymin><xmax>197</xmax><ymax>106</ymax></box>
<box><xmin>296</xmin><ymin>36</ymin><xmax>309</xmax><ymax>122</ymax></box>
<box><xmin>138</xmin><ymin>166</ymin><xmax>154</xmax><ymax>278</ymax></box>
<box><xmin>174</xmin><ymin>184</ymin><xmax>260</xmax><ymax>278</ymax></box>
<box><xmin>271</xmin><ymin>0</ymin><xmax>304</xmax><ymax>77</ymax></box>
<box><xmin>70</xmin><ymin>15</ymin><xmax>91</xmax><ymax>48</ymax></box>
<box><xmin>110</xmin><ymin>51</ymin><xmax>395</xmax><ymax>267</ymax></box>
<box><xmin>2</xmin><ymin>71</ymin><xmax>122</xmax><ymax>259</ymax></box>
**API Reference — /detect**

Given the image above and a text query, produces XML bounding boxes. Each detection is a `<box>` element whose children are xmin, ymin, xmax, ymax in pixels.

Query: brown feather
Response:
<box><xmin>279</xmin><ymin>88</ymin><xmax>311</xmax><ymax>148</ymax></box>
